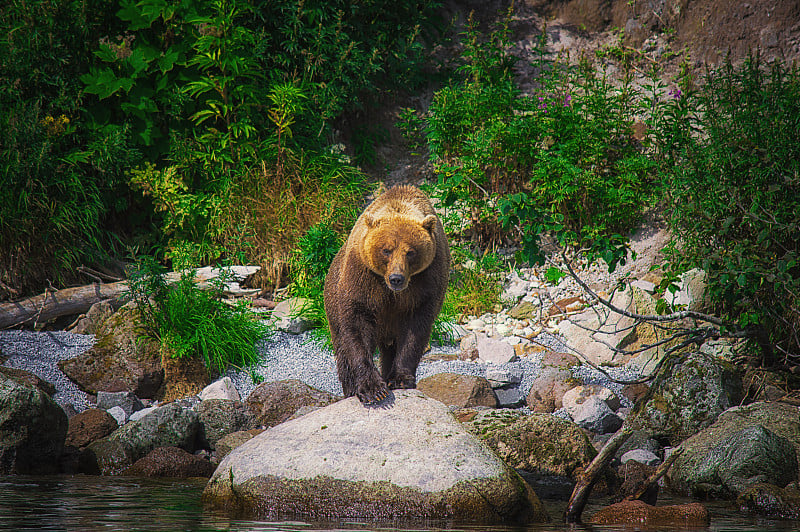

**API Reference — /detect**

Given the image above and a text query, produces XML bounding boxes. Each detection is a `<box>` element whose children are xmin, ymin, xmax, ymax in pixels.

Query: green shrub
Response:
<box><xmin>422</xmin><ymin>20</ymin><xmax>658</xmax><ymax>269</ymax></box>
<box><xmin>662</xmin><ymin>55</ymin><xmax>800</xmax><ymax>362</ymax></box>
<box><xmin>127</xmin><ymin>257</ymin><xmax>268</xmax><ymax>373</ymax></box>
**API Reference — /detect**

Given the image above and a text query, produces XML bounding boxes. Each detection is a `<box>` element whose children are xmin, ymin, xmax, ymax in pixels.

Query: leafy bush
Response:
<box><xmin>127</xmin><ymin>257</ymin><xmax>267</xmax><ymax>374</ymax></box>
<box><xmin>442</xmin><ymin>245</ymin><xmax>504</xmax><ymax>318</ymax></box>
<box><xmin>661</xmin><ymin>55</ymin><xmax>800</xmax><ymax>363</ymax></box>
<box><xmin>422</xmin><ymin>19</ymin><xmax>658</xmax><ymax>268</ymax></box>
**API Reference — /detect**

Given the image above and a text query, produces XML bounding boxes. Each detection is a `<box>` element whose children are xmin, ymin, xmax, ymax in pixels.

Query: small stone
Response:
<box><xmin>200</xmin><ymin>377</ymin><xmax>241</xmax><ymax>401</ymax></box>
<box><xmin>494</xmin><ymin>324</ymin><xmax>513</xmax><ymax>337</ymax></box>
<box><xmin>621</xmin><ymin>449</ymin><xmax>661</xmax><ymax>466</ymax></box>
<box><xmin>459</xmin><ymin>333</ymin><xmax>480</xmax><ymax>361</ymax></box>
<box><xmin>107</xmin><ymin>406</ymin><xmax>127</xmax><ymax>426</ymax></box>
<box><xmin>96</xmin><ymin>391</ymin><xmax>145</xmax><ymax>417</ymax></box>
<box><xmin>485</xmin><ymin>366</ymin><xmax>523</xmax><ymax>387</ymax></box>
<box><xmin>506</xmin><ymin>336</ymin><xmax>521</xmax><ymax>346</ymax></box>
<box><xmin>466</xmin><ymin>319</ymin><xmax>486</xmax><ymax>331</ymax></box>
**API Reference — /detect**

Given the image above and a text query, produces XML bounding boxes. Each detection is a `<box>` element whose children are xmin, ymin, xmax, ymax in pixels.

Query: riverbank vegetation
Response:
<box><xmin>2</xmin><ymin>1</ymin><xmax>798</xmax><ymax>369</ymax></box>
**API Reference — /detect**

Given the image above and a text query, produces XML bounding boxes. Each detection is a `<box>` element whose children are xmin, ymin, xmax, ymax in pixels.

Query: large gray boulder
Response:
<box><xmin>630</xmin><ymin>350</ymin><xmax>742</xmax><ymax>444</ymax></box>
<box><xmin>668</xmin><ymin>402</ymin><xmax>800</xmax><ymax>499</ymax></box>
<box><xmin>81</xmin><ymin>402</ymin><xmax>199</xmax><ymax>475</ymax></box>
<box><xmin>0</xmin><ymin>374</ymin><xmax>67</xmax><ymax>474</ymax></box>
<box><xmin>204</xmin><ymin>390</ymin><xmax>548</xmax><ymax>523</ymax></box>
<box><xmin>197</xmin><ymin>399</ymin><xmax>257</xmax><ymax>449</ymax></box>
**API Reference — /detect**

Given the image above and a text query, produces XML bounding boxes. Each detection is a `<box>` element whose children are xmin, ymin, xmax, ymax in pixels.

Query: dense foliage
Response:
<box><xmin>1</xmin><ymin>0</ymin><xmax>440</xmax><ymax>295</ymax></box>
<box><xmin>659</xmin><ymin>56</ymin><xmax>800</xmax><ymax>363</ymax></box>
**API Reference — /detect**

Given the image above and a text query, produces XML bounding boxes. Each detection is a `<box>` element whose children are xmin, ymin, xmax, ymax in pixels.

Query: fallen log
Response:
<box><xmin>0</xmin><ymin>281</ymin><xmax>128</xmax><ymax>329</ymax></box>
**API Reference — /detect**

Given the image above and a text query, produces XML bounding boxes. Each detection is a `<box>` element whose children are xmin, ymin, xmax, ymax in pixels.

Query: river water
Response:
<box><xmin>0</xmin><ymin>475</ymin><xmax>794</xmax><ymax>532</ymax></box>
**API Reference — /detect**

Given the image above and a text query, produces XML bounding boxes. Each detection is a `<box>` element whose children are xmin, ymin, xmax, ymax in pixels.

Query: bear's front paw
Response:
<box><xmin>387</xmin><ymin>374</ymin><xmax>416</xmax><ymax>390</ymax></box>
<box><xmin>356</xmin><ymin>376</ymin><xmax>391</xmax><ymax>406</ymax></box>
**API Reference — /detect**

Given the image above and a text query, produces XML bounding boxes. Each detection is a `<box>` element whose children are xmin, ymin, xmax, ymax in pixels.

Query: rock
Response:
<box><xmin>569</xmin><ymin>396</ymin><xmax>624</xmax><ymax>434</ymax></box>
<box><xmin>107</xmin><ymin>406</ymin><xmax>127</xmax><ymax>425</ymax></box>
<box><xmin>621</xmin><ymin>449</ymin><xmax>661</xmax><ymax>466</ymax></box>
<box><xmin>589</xmin><ymin>500</ymin><xmax>709</xmax><ymax>527</ymax></box>
<box><xmin>159</xmin><ymin>345</ymin><xmax>210</xmax><ymax>402</ymax></box>
<box><xmin>630</xmin><ymin>350</ymin><xmax>743</xmax><ymax>444</ymax></box>
<box><xmin>214</xmin><ymin>429</ymin><xmax>263</xmax><ymax>461</ymax></box>
<box><xmin>417</xmin><ymin>373</ymin><xmax>498</xmax><ymax>408</ymax></box>
<box><xmin>738</xmin><ymin>482</ymin><xmax>800</xmax><ymax>519</ymax></box>
<box><xmin>493</xmin><ymin>386</ymin><xmax>525</xmax><ymax>408</ymax></box>
<box><xmin>562</xmin><ymin>385</ymin><xmax>621</xmax><ymax>417</ymax></box>
<box><xmin>125</xmin><ymin>446</ymin><xmax>215</xmax><ymax>478</ymax></box>
<box><xmin>665</xmin><ymin>268</ymin><xmax>709</xmax><ymax>312</ymax></box>
<box><xmin>203</xmin><ymin>390</ymin><xmax>548</xmax><ymax>523</ymax></box>
<box><xmin>69</xmin><ymin>299</ymin><xmax>119</xmax><ymax>335</ymax></box>
<box><xmin>526</xmin><ymin>351</ymin><xmax>580</xmax><ymax>413</ymax></box>
<box><xmin>464</xmin><ymin>410</ymin><xmax>596</xmax><ymax>498</ymax></box>
<box><xmin>82</xmin><ymin>402</ymin><xmax>200</xmax><ymax>475</ymax></box>
<box><xmin>197</xmin><ymin>399</ymin><xmax>256</xmax><ymax>449</ymax></box>
<box><xmin>547</xmin><ymin>296</ymin><xmax>585</xmax><ymax>317</ymax></box>
<box><xmin>58</xmin><ymin>303</ymin><xmax>163</xmax><ymax>398</ymax></box>
<box><xmin>0</xmin><ymin>374</ymin><xmax>67</xmax><ymax>474</ymax></box>
<box><xmin>459</xmin><ymin>332</ymin><xmax>479</xmax><ymax>361</ymax></box>
<box><xmin>200</xmin><ymin>377</ymin><xmax>242</xmax><ymax>401</ymax></box>
<box><xmin>486</xmin><ymin>366</ymin><xmax>523</xmax><ymax>387</ymax></box>
<box><xmin>616</xmin><ymin>461</ymin><xmax>659</xmax><ymax>504</ymax></box>
<box><xmin>271</xmin><ymin>297</ymin><xmax>315</xmax><ymax>334</ymax></box>
<box><xmin>0</xmin><ymin>366</ymin><xmax>56</xmax><ymax>396</ymax></box>
<box><xmin>508</xmin><ymin>300</ymin><xmax>536</xmax><ymax>320</ymax></box>
<box><xmin>96</xmin><ymin>390</ymin><xmax>144</xmax><ymax>418</ymax></box>
<box><xmin>616</xmin><ymin>430</ymin><xmax>663</xmax><ymax>460</ymax></box>
<box><xmin>436</xmin><ymin>322</ymin><xmax>467</xmax><ymax>343</ymax></box>
<box><xmin>65</xmin><ymin>408</ymin><xmax>118</xmax><ymax>449</ymax></box>
<box><xmin>245</xmin><ymin>379</ymin><xmax>340</xmax><ymax>428</ymax></box>
<box><xmin>669</xmin><ymin>424</ymin><xmax>798</xmax><ymax>499</ymax></box>
<box><xmin>129</xmin><ymin>406</ymin><xmax>157</xmax><ymax>422</ymax></box>
<box><xmin>476</xmin><ymin>334</ymin><xmax>516</xmax><ymax>364</ymax></box>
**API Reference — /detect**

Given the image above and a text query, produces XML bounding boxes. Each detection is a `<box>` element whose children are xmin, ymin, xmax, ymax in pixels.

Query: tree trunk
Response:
<box><xmin>0</xmin><ymin>281</ymin><xmax>128</xmax><ymax>329</ymax></box>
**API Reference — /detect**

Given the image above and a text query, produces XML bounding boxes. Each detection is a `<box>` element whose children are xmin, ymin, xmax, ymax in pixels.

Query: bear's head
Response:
<box><xmin>361</xmin><ymin>213</ymin><xmax>438</xmax><ymax>292</ymax></box>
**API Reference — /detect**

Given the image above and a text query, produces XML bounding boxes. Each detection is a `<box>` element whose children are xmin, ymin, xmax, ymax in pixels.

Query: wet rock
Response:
<box><xmin>589</xmin><ymin>500</ymin><xmax>709</xmax><ymax>527</ymax></box>
<box><xmin>0</xmin><ymin>374</ymin><xmax>67</xmax><ymax>474</ymax></box>
<box><xmin>96</xmin><ymin>390</ymin><xmax>144</xmax><ymax>418</ymax></box>
<box><xmin>630</xmin><ymin>350</ymin><xmax>743</xmax><ymax>444</ymax></box>
<box><xmin>65</xmin><ymin>408</ymin><xmax>118</xmax><ymax>449</ymax></box>
<box><xmin>245</xmin><ymin>379</ymin><xmax>340</xmax><ymax>429</ymax></box>
<box><xmin>126</xmin><ymin>446</ymin><xmax>214</xmax><ymax>478</ymax></box>
<box><xmin>82</xmin><ymin>402</ymin><xmax>200</xmax><ymax>475</ymax></box>
<box><xmin>204</xmin><ymin>390</ymin><xmax>548</xmax><ymax>523</ymax></box>
<box><xmin>58</xmin><ymin>303</ymin><xmax>163</xmax><ymax>398</ymax></box>
<box><xmin>464</xmin><ymin>410</ymin><xmax>596</xmax><ymax>498</ymax></box>
<box><xmin>417</xmin><ymin>373</ymin><xmax>498</xmax><ymax>408</ymax></box>
<box><xmin>616</xmin><ymin>461</ymin><xmax>659</xmax><ymax>504</ymax></box>
<box><xmin>197</xmin><ymin>399</ymin><xmax>256</xmax><ymax>449</ymax></box>
<box><xmin>738</xmin><ymin>482</ymin><xmax>800</xmax><ymax>519</ymax></box>
<box><xmin>526</xmin><ymin>351</ymin><xmax>580</xmax><ymax>413</ymax></box>
<box><xmin>669</xmin><ymin>424</ymin><xmax>798</xmax><ymax>499</ymax></box>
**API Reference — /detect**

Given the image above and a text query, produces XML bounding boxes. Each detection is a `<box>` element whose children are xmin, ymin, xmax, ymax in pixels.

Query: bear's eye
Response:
<box><xmin>406</xmin><ymin>249</ymin><xmax>417</xmax><ymax>260</ymax></box>
<box><xmin>381</xmin><ymin>248</ymin><xmax>392</xmax><ymax>258</ymax></box>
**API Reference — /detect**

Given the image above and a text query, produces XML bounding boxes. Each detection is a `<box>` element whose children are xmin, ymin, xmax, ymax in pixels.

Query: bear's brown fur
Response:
<box><xmin>324</xmin><ymin>185</ymin><xmax>450</xmax><ymax>405</ymax></box>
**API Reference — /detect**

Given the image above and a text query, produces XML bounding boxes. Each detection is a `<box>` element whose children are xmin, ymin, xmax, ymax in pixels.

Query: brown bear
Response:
<box><xmin>324</xmin><ymin>185</ymin><xmax>450</xmax><ymax>405</ymax></box>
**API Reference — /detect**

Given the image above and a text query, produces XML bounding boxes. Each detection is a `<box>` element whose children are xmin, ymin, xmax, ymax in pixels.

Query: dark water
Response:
<box><xmin>0</xmin><ymin>476</ymin><xmax>795</xmax><ymax>532</ymax></box>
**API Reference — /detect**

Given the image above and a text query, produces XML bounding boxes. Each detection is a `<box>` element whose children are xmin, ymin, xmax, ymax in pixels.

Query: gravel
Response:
<box><xmin>1</xmin><ymin>326</ymin><xmax>642</xmax><ymax>415</ymax></box>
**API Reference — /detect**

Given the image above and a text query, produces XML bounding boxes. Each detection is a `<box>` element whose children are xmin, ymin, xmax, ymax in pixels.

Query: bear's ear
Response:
<box><xmin>364</xmin><ymin>214</ymin><xmax>381</xmax><ymax>228</ymax></box>
<box><xmin>422</xmin><ymin>214</ymin><xmax>437</xmax><ymax>233</ymax></box>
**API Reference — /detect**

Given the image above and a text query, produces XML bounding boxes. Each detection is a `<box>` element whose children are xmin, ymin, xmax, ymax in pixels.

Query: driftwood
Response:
<box><xmin>565</xmin><ymin>426</ymin><xmax>633</xmax><ymax>523</ymax></box>
<box><xmin>0</xmin><ymin>281</ymin><xmax>128</xmax><ymax>329</ymax></box>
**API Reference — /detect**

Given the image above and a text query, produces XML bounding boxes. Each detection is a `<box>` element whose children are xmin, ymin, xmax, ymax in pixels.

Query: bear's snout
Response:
<box><xmin>388</xmin><ymin>273</ymin><xmax>406</xmax><ymax>291</ymax></box>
